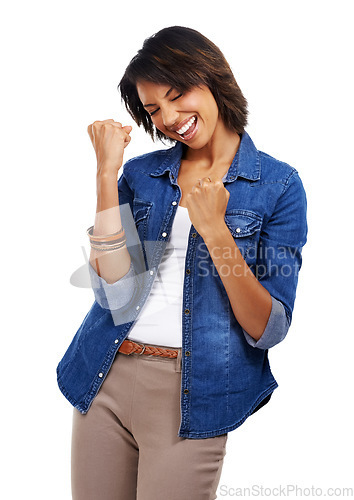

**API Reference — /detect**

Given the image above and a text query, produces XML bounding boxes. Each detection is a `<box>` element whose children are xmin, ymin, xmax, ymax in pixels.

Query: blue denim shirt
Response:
<box><xmin>57</xmin><ymin>131</ymin><xmax>307</xmax><ymax>439</ymax></box>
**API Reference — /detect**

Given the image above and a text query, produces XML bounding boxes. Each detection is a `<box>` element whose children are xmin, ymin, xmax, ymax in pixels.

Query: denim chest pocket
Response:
<box><xmin>224</xmin><ymin>209</ymin><xmax>262</xmax><ymax>263</ymax></box>
<box><xmin>132</xmin><ymin>198</ymin><xmax>153</xmax><ymax>241</ymax></box>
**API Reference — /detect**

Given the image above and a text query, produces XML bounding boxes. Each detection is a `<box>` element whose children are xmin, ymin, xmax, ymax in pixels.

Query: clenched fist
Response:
<box><xmin>87</xmin><ymin>119</ymin><xmax>132</xmax><ymax>178</ymax></box>
<box><xmin>185</xmin><ymin>177</ymin><xmax>230</xmax><ymax>239</ymax></box>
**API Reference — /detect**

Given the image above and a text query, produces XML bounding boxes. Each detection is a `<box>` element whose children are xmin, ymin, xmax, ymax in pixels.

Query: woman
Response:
<box><xmin>57</xmin><ymin>26</ymin><xmax>308</xmax><ymax>500</ymax></box>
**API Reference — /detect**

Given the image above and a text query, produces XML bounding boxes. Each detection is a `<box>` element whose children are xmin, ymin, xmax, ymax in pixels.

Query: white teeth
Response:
<box><xmin>176</xmin><ymin>116</ymin><xmax>196</xmax><ymax>135</ymax></box>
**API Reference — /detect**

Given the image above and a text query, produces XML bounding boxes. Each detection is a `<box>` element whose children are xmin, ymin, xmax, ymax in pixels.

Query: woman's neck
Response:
<box><xmin>182</xmin><ymin>119</ymin><xmax>241</xmax><ymax>169</ymax></box>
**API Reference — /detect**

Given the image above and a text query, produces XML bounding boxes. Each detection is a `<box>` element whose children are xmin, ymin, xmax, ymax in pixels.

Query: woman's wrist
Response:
<box><xmin>201</xmin><ymin>219</ymin><xmax>229</xmax><ymax>247</ymax></box>
<box><xmin>96</xmin><ymin>172</ymin><xmax>120</xmax><ymax>213</ymax></box>
<box><xmin>96</xmin><ymin>168</ymin><xmax>119</xmax><ymax>185</ymax></box>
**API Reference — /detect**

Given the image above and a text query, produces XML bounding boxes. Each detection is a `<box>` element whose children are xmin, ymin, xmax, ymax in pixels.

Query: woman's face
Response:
<box><xmin>136</xmin><ymin>80</ymin><xmax>222</xmax><ymax>149</ymax></box>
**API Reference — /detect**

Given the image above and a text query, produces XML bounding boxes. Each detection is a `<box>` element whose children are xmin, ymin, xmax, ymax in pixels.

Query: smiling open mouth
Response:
<box><xmin>176</xmin><ymin>116</ymin><xmax>197</xmax><ymax>140</ymax></box>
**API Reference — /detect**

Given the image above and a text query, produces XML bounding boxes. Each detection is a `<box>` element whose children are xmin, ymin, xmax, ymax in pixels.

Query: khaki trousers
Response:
<box><xmin>71</xmin><ymin>345</ymin><xmax>228</xmax><ymax>500</ymax></box>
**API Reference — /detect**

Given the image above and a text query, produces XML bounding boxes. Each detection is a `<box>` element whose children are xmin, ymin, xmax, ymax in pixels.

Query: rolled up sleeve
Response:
<box><xmin>243</xmin><ymin>170</ymin><xmax>308</xmax><ymax>350</ymax></box>
<box><xmin>88</xmin><ymin>260</ymin><xmax>137</xmax><ymax>311</ymax></box>
<box><xmin>243</xmin><ymin>295</ymin><xmax>290</xmax><ymax>349</ymax></box>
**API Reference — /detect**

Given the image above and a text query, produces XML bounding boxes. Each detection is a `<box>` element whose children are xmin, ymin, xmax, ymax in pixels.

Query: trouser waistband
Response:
<box><xmin>118</xmin><ymin>339</ymin><xmax>182</xmax><ymax>372</ymax></box>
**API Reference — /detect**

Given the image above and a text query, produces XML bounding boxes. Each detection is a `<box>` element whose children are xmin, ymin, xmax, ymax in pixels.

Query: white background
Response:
<box><xmin>1</xmin><ymin>0</ymin><xmax>353</xmax><ymax>498</ymax></box>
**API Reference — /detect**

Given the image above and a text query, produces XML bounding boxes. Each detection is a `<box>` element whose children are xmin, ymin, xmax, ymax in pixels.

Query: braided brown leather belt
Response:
<box><xmin>118</xmin><ymin>339</ymin><xmax>179</xmax><ymax>358</ymax></box>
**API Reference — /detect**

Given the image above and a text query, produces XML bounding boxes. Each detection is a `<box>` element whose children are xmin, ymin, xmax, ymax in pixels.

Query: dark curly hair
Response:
<box><xmin>118</xmin><ymin>26</ymin><xmax>248</xmax><ymax>143</ymax></box>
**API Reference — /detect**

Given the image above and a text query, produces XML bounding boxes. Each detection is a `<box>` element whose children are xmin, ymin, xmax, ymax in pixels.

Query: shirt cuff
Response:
<box><xmin>242</xmin><ymin>295</ymin><xmax>290</xmax><ymax>350</ymax></box>
<box><xmin>88</xmin><ymin>260</ymin><xmax>137</xmax><ymax>311</ymax></box>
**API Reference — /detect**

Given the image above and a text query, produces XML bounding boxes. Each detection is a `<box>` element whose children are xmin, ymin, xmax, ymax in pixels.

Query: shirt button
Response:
<box><xmin>184</xmin><ymin>389</ymin><xmax>189</xmax><ymax>394</ymax></box>
<box><xmin>184</xmin><ymin>309</ymin><xmax>190</xmax><ymax>315</ymax></box>
<box><xmin>136</xmin><ymin>305</ymin><xmax>140</xmax><ymax>310</ymax></box>
<box><xmin>186</xmin><ymin>269</ymin><xmax>191</xmax><ymax>275</ymax></box>
<box><xmin>114</xmin><ymin>339</ymin><xmax>119</xmax><ymax>344</ymax></box>
<box><xmin>150</xmin><ymin>270</ymin><xmax>154</xmax><ymax>275</ymax></box>
<box><xmin>191</xmin><ymin>232</ymin><xmax>197</xmax><ymax>238</ymax></box>
<box><xmin>236</xmin><ymin>227</ymin><xmax>241</xmax><ymax>233</ymax></box>
<box><xmin>162</xmin><ymin>232</ymin><xmax>167</xmax><ymax>238</ymax></box>
<box><xmin>98</xmin><ymin>372</ymin><xmax>104</xmax><ymax>378</ymax></box>
<box><xmin>172</xmin><ymin>201</ymin><xmax>177</xmax><ymax>206</ymax></box>
<box><xmin>185</xmin><ymin>351</ymin><xmax>191</xmax><ymax>356</ymax></box>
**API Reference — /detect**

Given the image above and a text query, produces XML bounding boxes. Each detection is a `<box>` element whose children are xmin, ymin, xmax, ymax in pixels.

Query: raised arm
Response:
<box><xmin>87</xmin><ymin>119</ymin><xmax>132</xmax><ymax>283</ymax></box>
<box><xmin>185</xmin><ymin>172</ymin><xmax>307</xmax><ymax>349</ymax></box>
<box><xmin>84</xmin><ymin>119</ymin><xmax>143</xmax><ymax>313</ymax></box>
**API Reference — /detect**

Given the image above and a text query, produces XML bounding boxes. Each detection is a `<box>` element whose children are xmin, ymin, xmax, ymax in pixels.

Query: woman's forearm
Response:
<box><xmin>203</xmin><ymin>222</ymin><xmax>272</xmax><ymax>341</ymax></box>
<box><xmin>89</xmin><ymin>172</ymin><xmax>131</xmax><ymax>284</ymax></box>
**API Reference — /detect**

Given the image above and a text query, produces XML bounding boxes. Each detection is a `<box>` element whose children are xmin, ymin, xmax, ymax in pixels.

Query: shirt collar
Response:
<box><xmin>150</xmin><ymin>131</ymin><xmax>261</xmax><ymax>183</ymax></box>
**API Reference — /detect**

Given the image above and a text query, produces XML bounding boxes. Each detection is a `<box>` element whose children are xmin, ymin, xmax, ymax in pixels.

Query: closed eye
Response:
<box><xmin>172</xmin><ymin>93</ymin><xmax>183</xmax><ymax>101</ymax></box>
<box><xmin>149</xmin><ymin>93</ymin><xmax>183</xmax><ymax>117</ymax></box>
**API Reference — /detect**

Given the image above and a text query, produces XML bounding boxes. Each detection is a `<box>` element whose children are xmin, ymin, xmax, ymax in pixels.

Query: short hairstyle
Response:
<box><xmin>118</xmin><ymin>26</ymin><xmax>248</xmax><ymax>143</ymax></box>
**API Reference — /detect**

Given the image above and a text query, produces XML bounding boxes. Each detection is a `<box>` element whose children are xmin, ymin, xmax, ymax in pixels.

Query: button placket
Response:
<box><xmin>181</xmin><ymin>224</ymin><xmax>200</xmax><ymax>408</ymax></box>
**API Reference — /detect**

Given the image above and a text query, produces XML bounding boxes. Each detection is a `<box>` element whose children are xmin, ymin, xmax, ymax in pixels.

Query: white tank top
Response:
<box><xmin>127</xmin><ymin>205</ymin><xmax>191</xmax><ymax>347</ymax></box>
